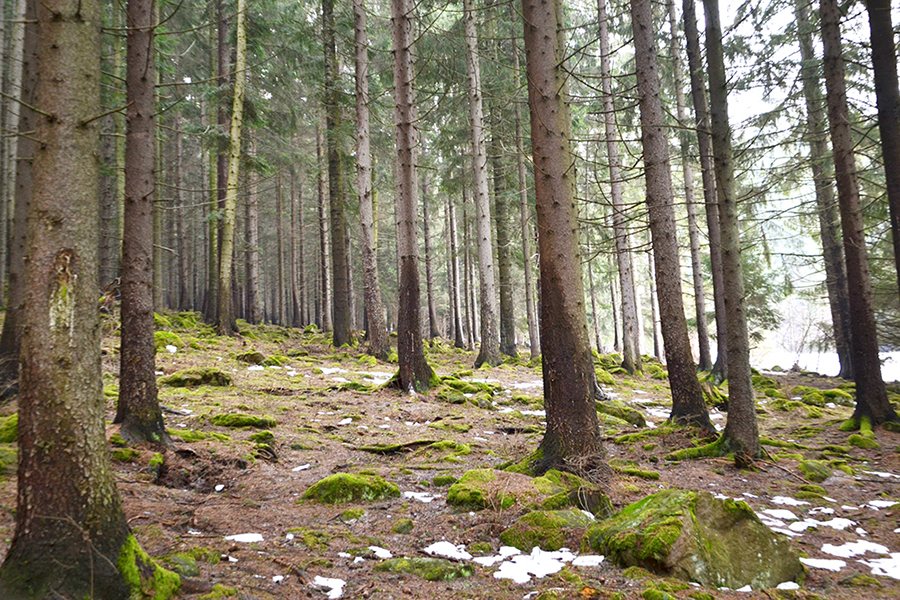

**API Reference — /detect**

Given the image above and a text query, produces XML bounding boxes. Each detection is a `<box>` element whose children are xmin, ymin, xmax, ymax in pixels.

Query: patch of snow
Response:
<box><xmin>645</xmin><ymin>421</ymin><xmax>656</xmax><ymax>429</ymax></box>
<box><xmin>736</xmin><ymin>585</ymin><xmax>753</xmax><ymax>592</ymax></box>
<box><xmin>771</xmin><ymin>496</ymin><xmax>810</xmax><ymax>507</ymax></box>
<box><xmin>861</xmin><ymin>470</ymin><xmax>900</xmax><ymax>479</ymax></box>
<box><xmin>404</xmin><ymin>491</ymin><xmax>439</xmax><ymax>503</ymax></box>
<box><xmin>769</xmin><ymin>527</ymin><xmax>804</xmax><ymax>537</ymax></box>
<box><xmin>225</xmin><ymin>533</ymin><xmax>264</xmax><ymax>543</ymax></box>
<box><xmin>776</xmin><ymin>581</ymin><xmax>800</xmax><ymax>590</ymax></box>
<box><xmin>165</xmin><ymin>344</ymin><xmax>177</xmax><ymax>353</ymax></box>
<box><xmin>860</xmin><ymin>553</ymin><xmax>900</xmax><ymax>580</ymax></box>
<box><xmin>320</xmin><ymin>367</ymin><xmax>346</xmax><ymax>375</ymax></box>
<box><xmin>571</xmin><ymin>555</ymin><xmax>604</xmax><ymax>567</ymax></box>
<box><xmin>856</xmin><ymin>527</ymin><xmax>869</xmax><ymax>536</ymax></box>
<box><xmin>338</xmin><ymin>552</ymin><xmax>351</xmax><ymax>558</ymax></box>
<box><xmin>247</xmin><ymin>365</ymin><xmax>264</xmax><ymax>371</ymax></box>
<box><xmin>762</xmin><ymin>509</ymin><xmax>798</xmax><ymax>521</ymax></box>
<box><xmin>224</xmin><ymin>555</ymin><xmax>238</xmax><ymax>563</ymax></box>
<box><xmin>286</xmin><ymin>533</ymin><xmax>295</xmax><ymax>541</ymax></box>
<box><xmin>509</xmin><ymin>381</ymin><xmax>543</xmax><ymax>390</ymax></box>
<box><xmin>809</xmin><ymin>507</ymin><xmax>835</xmax><ymax>515</ymax></box>
<box><xmin>424</xmin><ymin>541</ymin><xmax>472</xmax><ymax>561</ymax></box>
<box><xmin>865</xmin><ymin>500</ymin><xmax>899</xmax><ymax>509</ymax></box>
<box><xmin>820</xmin><ymin>518</ymin><xmax>855</xmax><ymax>531</ymax></box>
<box><xmin>312</xmin><ymin>575</ymin><xmax>346</xmax><ymax>599</ymax></box>
<box><xmin>188</xmin><ymin>529</ymin><xmax>202</xmax><ymax>535</ymax></box>
<box><xmin>492</xmin><ymin>548</ymin><xmax>575</xmax><ymax>583</ymax></box>
<box><xmin>272</xmin><ymin>575</ymin><xmax>284</xmax><ymax>583</ymax></box>
<box><xmin>215</xmin><ymin>484</ymin><xmax>225</xmax><ymax>492</ymax></box>
<box><xmin>268</xmin><ymin>365</ymin><xmax>282</xmax><ymax>370</ymax></box>
<box><xmin>337</xmin><ymin>418</ymin><xmax>353</xmax><ymax>426</ymax></box>
<box><xmin>742</xmin><ymin>492</ymin><xmax>759</xmax><ymax>498</ymax></box>
<box><xmin>822</xmin><ymin>540</ymin><xmax>889</xmax><ymax>558</ymax></box>
<box><xmin>292</xmin><ymin>463</ymin><xmax>311</xmax><ymax>472</ymax></box>
<box><xmin>799</xmin><ymin>557</ymin><xmax>845</xmax><ymax>571</ymax></box>
<box><xmin>473</xmin><ymin>546</ymin><xmax>521</xmax><ymax>567</ymax></box>
<box><xmin>368</xmin><ymin>546</ymin><xmax>392</xmax><ymax>559</ymax></box>
<box><xmin>473</xmin><ymin>436</ymin><xmax>488</xmax><ymax>442</ymax></box>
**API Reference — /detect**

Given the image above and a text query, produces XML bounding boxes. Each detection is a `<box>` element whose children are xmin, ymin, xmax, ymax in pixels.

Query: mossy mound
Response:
<box><xmin>154</xmin><ymin>330</ymin><xmax>183</xmax><ymax>351</ymax></box>
<box><xmin>584</xmin><ymin>489</ymin><xmax>802</xmax><ymax>590</ymax></box>
<box><xmin>822</xmin><ymin>388</ymin><xmax>854</xmax><ymax>406</ymax></box>
<box><xmin>209</xmin><ymin>413</ymin><xmax>277</xmax><ymax>429</ymax></box>
<box><xmin>435</xmin><ymin>385</ymin><xmax>468</xmax><ymax>404</ymax></box>
<box><xmin>595</xmin><ymin>367</ymin><xmax>616</xmax><ymax>386</ymax></box>
<box><xmin>799</xmin><ymin>459</ymin><xmax>832</xmax><ymax>482</ymax></box>
<box><xmin>301</xmin><ymin>473</ymin><xmax>400</xmax><ymax>504</ymax></box>
<box><xmin>790</xmin><ymin>385</ymin><xmax>826</xmax><ymax>407</ymax></box>
<box><xmin>0</xmin><ymin>412</ymin><xmax>17</xmax><ymax>443</ymax></box>
<box><xmin>373</xmin><ymin>557</ymin><xmax>474</xmax><ymax>581</ymax></box>
<box><xmin>500</xmin><ymin>509</ymin><xmax>596</xmax><ymax>551</ymax></box>
<box><xmin>235</xmin><ymin>350</ymin><xmax>266</xmax><ymax>365</ymax></box>
<box><xmin>597</xmin><ymin>400</ymin><xmax>647</xmax><ymax>428</ymax></box>
<box><xmin>159</xmin><ymin>368</ymin><xmax>232</xmax><ymax>388</ymax></box>
<box><xmin>392</xmin><ymin>518</ymin><xmax>414</xmax><ymax>534</ymax></box>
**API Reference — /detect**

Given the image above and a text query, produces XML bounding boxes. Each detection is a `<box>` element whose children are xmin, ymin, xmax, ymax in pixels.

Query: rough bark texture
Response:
<box><xmin>703</xmin><ymin>0</ymin><xmax>760</xmax><ymax>461</ymax></box>
<box><xmin>392</xmin><ymin>0</ymin><xmax>434</xmax><ymax>392</ymax></box>
<box><xmin>116</xmin><ymin>0</ymin><xmax>170</xmax><ymax>446</ymax></box>
<box><xmin>0</xmin><ymin>0</ymin><xmax>134</xmax><ymax>592</ymax></box>
<box><xmin>215</xmin><ymin>0</ymin><xmax>246</xmax><ymax>336</ymax></box>
<box><xmin>448</xmin><ymin>196</ymin><xmax>466</xmax><ymax>349</ymax></box>
<box><xmin>0</xmin><ymin>0</ymin><xmax>35</xmax><ymax>395</ymax></box>
<box><xmin>683</xmin><ymin>0</ymin><xmax>728</xmax><ymax>380</ymax></box>
<box><xmin>316</xmin><ymin>123</ymin><xmax>332</xmax><ymax>332</ymax></box>
<box><xmin>865</xmin><ymin>0</ymin><xmax>900</xmax><ymax>299</ymax></box>
<box><xmin>521</xmin><ymin>0</ymin><xmax>606</xmax><ymax>477</ymax></box>
<box><xmin>245</xmin><ymin>140</ymin><xmax>261</xmax><ymax>323</ymax></box>
<box><xmin>632</xmin><ymin>0</ymin><xmax>713</xmax><ymax>433</ymax></box>
<box><xmin>598</xmin><ymin>0</ymin><xmax>641</xmax><ymax>374</ymax></box>
<box><xmin>465</xmin><ymin>0</ymin><xmax>502</xmax><ymax>368</ymax></box>
<box><xmin>290</xmin><ymin>170</ymin><xmax>302</xmax><ymax>326</ymax></box>
<box><xmin>794</xmin><ymin>0</ymin><xmax>852</xmax><ymax>379</ymax></box>
<box><xmin>422</xmin><ymin>177</ymin><xmax>441</xmax><ymax>339</ymax></box>
<box><xmin>666</xmin><ymin>0</ymin><xmax>711</xmax><ymax>371</ymax></box>
<box><xmin>354</xmin><ymin>0</ymin><xmax>390</xmax><ymax>359</ymax></box>
<box><xmin>821</xmin><ymin>0</ymin><xmax>898</xmax><ymax>426</ymax></box>
<box><xmin>324</xmin><ymin>0</ymin><xmax>352</xmax><ymax>347</ymax></box>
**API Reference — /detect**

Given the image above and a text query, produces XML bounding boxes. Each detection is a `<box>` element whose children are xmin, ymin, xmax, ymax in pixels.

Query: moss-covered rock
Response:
<box><xmin>373</xmin><ymin>557</ymin><xmax>473</xmax><ymax>581</ymax></box>
<box><xmin>235</xmin><ymin>350</ymin><xmax>266</xmax><ymax>365</ymax></box>
<box><xmin>301</xmin><ymin>472</ymin><xmax>400</xmax><ymax>504</ymax></box>
<box><xmin>435</xmin><ymin>385</ymin><xmax>468</xmax><ymax>405</ymax></box>
<box><xmin>584</xmin><ymin>489</ymin><xmax>802</xmax><ymax>589</ymax></box>
<box><xmin>209</xmin><ymin>413</ymin><xmax>276</xmax><ymax>429</ymax></box>
<box><xmin>848</xmin><ymin>434</ymin><xmax>880</xmax><ymax>449</ymax></box>
<box><xmin>597</xmin><ymin>400</ymin><xmax>647</xmax><ymax>428</ymax></box>
<box><xmin>392</xmin><ymin>518</ymin><xmax>414</xmax><ymax>534</ymax></box>
<box><xmin>158</xmin><ymin>367</ymin><xmax>232</xmax><ymax>388</ymax></box>
<box><xmin>500</xmin><ymin>509</ymin><xmax>596</xmax><ymax>551</ymax></box>
<box><xmin>799</xmin><ymin>459</ymin><xmax>832</xmax><ymax>483</ymax></box>
<box><xmin>0</xmin><ymin>413</ymin><xmax>17</xmax><ymax>443</ymax></box>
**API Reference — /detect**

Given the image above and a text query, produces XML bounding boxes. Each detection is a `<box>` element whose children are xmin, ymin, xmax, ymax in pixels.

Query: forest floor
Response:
<box><xmin>0</xmin><ymin>313</ymin><xmax>898</xmax><ymax>600</ymax></box>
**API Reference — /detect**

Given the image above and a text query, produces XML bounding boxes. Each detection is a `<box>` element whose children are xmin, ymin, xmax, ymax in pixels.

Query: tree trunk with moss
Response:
<box><xmin>632</xmin><ymin>0</ymin><xmax>713</xmax><ymax>433</ymax></box>
<box><xmin>116</xmin><ymin>0</ymin><xmax>170</xmax><ymax>446</ymax></box>
<box><xmin>0</xmin><ymin>0</ymin><xmax>176</xmax><ymax>595</ymax></box>
<box><xmin>821</xmin><ymin>0</ymin><xmax>898</xmax><ymax>427</ymax></box>
<box><xmin>521</xmin><ymin>0</ymin><xmax>606</xmax><ymax>476</ymax></box>
<box><xmin>392</xmin><ymin>0</ymin><xmax>435</xmax><ymax>392</ymax></box>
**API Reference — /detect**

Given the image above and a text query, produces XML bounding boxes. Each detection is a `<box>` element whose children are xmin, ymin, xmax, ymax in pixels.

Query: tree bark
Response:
<box><xmin>464</xmin><ymin>0</ymin><xmax>502</xmax><ymax>368</ymax></box>
<box><xmin>422</xmin><ymin>176</ymin><xmax>441</xmax><ymax>339</ymax></box>
<box><xmin>290</xmin><ymin>168</ymin><xmax>302</xmax><ymax>326</ymax></box>
<box><xmin>598</xmin><ymin>0</ymin><xmax>641</xmax><ymax>374</ymax></box>
<box><xmin>316</xmin><ymin>123</ymin><xmax>332</xmax><ymax>332</ymax></box>
<box><xmin>821</xmin><ymin>0</ymin><xmax>898</xmax><ymax>426</ymax></box>
<box><xmin>666</xmin><ymin>0</ymin><xmax>712</xmax><ymax>371</ymax></box>
<box><xmin>215</xmin><ymin>0</ymin><xmax>246</xmax><ymax>335</ymax></box>
<box><xmin>794</xmin><ymin>0</ymin><xmax>852</xmax><ymax>378</ymax></box>
<box><xmin>0</xmin><ymin>0</ymin><xmax>162</xmax><ymax>592</ymax></box>
<box><xmin>683</xmin><ymin>0</ymin><xmax>728</xmax><ymax>380</ymax></box>
<box><xmin>521</xmin><ymin>0</ymin><xmax>607</xmax><ymax>477</ymax></box>
<box><xmin>276</xmin><ymin>172</ymin><xmax>286</xmax><ymax>325</ymax></box>
<box><xmin>632</xmin><ymin>0</ymin><xmax>713</xmax><ymax>433</ymax></box>
<box><xmin>703</xmin><ymin>0</ymin><xmax>760</xmax><ymax>462</ymax></box>
<box><xmin>245</xmin><ymin>139</ymin><xmax>260</xmax><ymax>323</ymax></box>
<box><xmin>392</xmin><ymin>0</ymin><xmax>434</xmax><ymax>392</ymax></box>
<box><xmin>448</xmin><ymin>195</ymin><xmax>466</xmax><ymax>348</ymax></box>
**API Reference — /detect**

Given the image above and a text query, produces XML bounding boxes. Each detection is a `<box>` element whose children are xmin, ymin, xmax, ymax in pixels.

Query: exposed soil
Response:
<box><xmin>1</xmin><ymin>317</ymin><xmax>898</xmax><ymax>600</ymax></box>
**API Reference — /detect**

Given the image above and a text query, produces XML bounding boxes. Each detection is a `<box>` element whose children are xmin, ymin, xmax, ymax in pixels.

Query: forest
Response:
<box><xmin>0</xmin><ymin>0</ymin><xmax>898</xmax><ymax>598</ymax></box>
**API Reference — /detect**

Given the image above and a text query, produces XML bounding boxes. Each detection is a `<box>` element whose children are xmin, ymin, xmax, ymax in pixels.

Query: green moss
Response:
<box><xmin>432</xmin><ymin>474</ymin><xmax>458</xmax><ymax>487</ymax></box>
<box><xmin>248</xmin><ymin>430</ymin><xmax>275</xmax><ymax>444</ymax></box>
<box><xmin>849</xmin><ymin>433</ymin><xmax>880</xmax><ymax>449</ymax></box>
<box><xmin>341</xmin><ymin>508</ymin><xmax>365</xmax><ymax>522</ymax></box>
<box><xmin>0</xmin><ymin>413</ymin><xmax>17</xmax><ymax>444</ymax></box>
<box><xmin>760</xmin><ymin>437</ymin><xmax>809</xmax><ymax>450</ymax></box>
<box><xmin>598</xmin><ymin>400</ymin><xmax>647</xmax><ymax>427</ymax></box>
<box><xmin>302</xmin><ymin>473</ymin><xmax>400</xmax><ymax>504</ymax></box>
<box><xmin>158</xmin><ymin>367</ymin><xmax>232</xmax><ymax>388</ymax></box>
<box><xmin>839</xmin><ymin>573</ymin><xmax>883</xmax><ymax>587</ymax></box>
<box><xmin>288</xmin><ymin>527</ymin><xmax>333</xmax><ymax>549</ymax></box>
<box><xmin>373</xmin><ymin>557</ymin><xmax>474</xmax><ymax>581</ymax></box>
<box><xmin>798</xmin><ymin>460</ymin><xmax>832</xmax><ymax>483</ymax></box>
<box><xmin>665</xmin><ymin>435</ymin><xmax>725</xmax><ymax>461</ymax></box>
<box><xmin>0</xmin><ymin>444</ymin><xmax>17</xmax><ymax>477</ymax></box>
<box><xmin>642</xmin><ymin>589</ymin><xmax>676</xmax><ymax>600</ymax></box>
<box><xmin>112</xmin><ymin>447</ymin><xmax>140</xmax><ymax>462</ymax></box>
<box><xmin>428</xmin><ymin>440</ymin><xmax>471</xmax><ymax>456</ymax></box>
<box><xmin>117</xmin><ymin>534</ymin><xmax>181</xmax><ymax>600</ymax></box>
<box><xmin>392</xmin><ymin>518</ymin><xmax>414</xmax><ymax>534</ymax></box>
<box><xmin>447</xmin><ymin>469</ymin><xmax>511</xmax><ymax>510</ymax></box>
<box><xmin>234</xmin><ymin>350</ymin><xmax>266</xmax><ymax>364</ymax></box>
<box><xmin>609</xmin><ymin>458</ymin><xmax>660</xmax><ymax>480</ymax></box>
<box><xmin>209</xmin><ymin>413</ymin><xmax>277</xmax><ymax>429</ymax></box>
<box><xmin>154</xmin><ymin>331</ymin><xmax>183</xmax><ymax>351</ymax></box>
<box><xmin>595</xmin><ymin>367</ymin><xmax>616</xmax><ymax>386</ymax></box>
<box><xmin>798</xmin><ymin>484</ymin><xmax>827</xmax><ymax>495</ymax></box>
<box><xmin>435</xmin><ymin>385</ymin><xmax>468</xmax><ymax>404</ymax></box>
<box><xmin>198</xmin><ymin>584</ymin><xmax>238</xmax><ymax>599</ymax></box>
<box><xmin>822</xmin><ymin>388</ymin><xmax>854</xmax><ymax>406</ymax></box>
<box><xmin>687</xmin><ymin>592</ymin><xmax>716</xmax><ymax>600</ymax></box>
<box><xmin>167</xmin><ymin>429</ymin><xmax>230</xmax><ymax>442</ymax></box>
<box><xmin>500</xmin><ymin>509</ymin><xmax>596</xmax><ymax>551</ymax></box>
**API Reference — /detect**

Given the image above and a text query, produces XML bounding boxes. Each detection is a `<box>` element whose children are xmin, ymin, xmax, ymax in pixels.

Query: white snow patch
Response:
<box><xmin>368</xmin><ymin>546</ymin><xmax>392</xmax><ymax>559</ymax></box>
<box><xmin>859</xmin><ymin>553</ymin><xmax>900</xmax><ymax>580</ymax></box>
<box><xmin>404</xmin><ymin>491</ymin><xmax>439</xmax><ymax>503</ymax></box>
<box><xmin>424</xmin><ymin>541</ymin><xmax>472</xmax><ymax>561</ymax></box>
<box><xmin>571</xmin><ymin>555</ymin><xmax>604</xmax><ymax>567</ymax></box>
<box><xmin>865</xmin><ymin>500</ymin><xmax>899</xmax><ymax>509</ymax></box>
<box><xmin>487</xmin><ymin>547</ymin><xmax>605</xmax><ymax>584</ymax></box>
<box><xmin>215</xmin><ymin>484</ymin><xmax>225</xmax><ymax>492</ymax></box>
<box><xmin>776</xmin><ymin>581</ymin><xmax>800</xmax><ymax>590</ymax></box>
<box><xmin>247</xmin><ymin>365</ymin><xmax>264</xmax><ymax>371</ymax></box>
<box><xmin>165</xmin><ymin>344</ymin><xmax>177</xmax><ymax>353</ymax></box>
<box><xmin>312</xmin><ymin>575</ymin><xmax>346</xmax><ymax>599</ymax></box>
<box><xmin>509</xmin><ymin>381</ymin><xmax>543</xmax><ymax>390</ymax></box>
<box><xmin>319</xmin><ymin>367</ymin><xmax>345</xmax><ymax>375</ymax></box>
<box><xmin>337</xmin><ymin>418</ymin><xmax>353</xmax><ymax>426</ymax></box>
<box><xmin>771</xmin><ymin>496</ymin><xmax>810</xmax><ymax>507</ymax></box>
<box><xmin>822</xmin><ymin>540</ymin><xmax>890</xmax><ymax>558</ymax></box>
<box><xmin>861</xmin><ymin>470</ymin><xmax>900</xmax><ymax>479</ymax></box>
<box><xmin>272</xmin><ymin>575</ymin><xmax>284</xmax><ymax>583</ymax></box>
<box><xmin>225</xmin><ymin>533</ymin><xmax>263</xmax><ymax>543</ymax></box>
<box><xmin>292</xmin><ymin>463</ymin><xmax>311</xmax><ymax>472</ymax></box>
<box><xmin>762</xmin><ymin>509</ymin><xmax>798</xmax><ymax>521</ymax></box>
<box><xmin>799</xmin><ymin>558</ymin><xmax>845</xmax><ymax>571</ymax></box>
<box><xmin>809</xmin><ymin>507</ymin><xmax>835</xmax><ymax>515</ymax></box>
<box><xmin>188</xmin><ymin>529</ymin><xmax>202</xmax><ymax>536</ymax></box>
<box><xmin>473</xmin><ymin>546</ymin><xmax>521</xmax><ymax>567</ymax></box>
<box><xmin>736</xmin><ymin>585</ymin><xmax>753</xmax><ymax>592</ymax></box>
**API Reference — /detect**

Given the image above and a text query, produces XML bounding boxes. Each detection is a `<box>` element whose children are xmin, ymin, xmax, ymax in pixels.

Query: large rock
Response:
<box><xmin>585</xmin><ymin>489</ymin><xmax>802</xmax><ymax>590</ymax></box>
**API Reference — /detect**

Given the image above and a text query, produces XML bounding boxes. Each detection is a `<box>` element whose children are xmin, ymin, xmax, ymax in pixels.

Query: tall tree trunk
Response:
<box><xmin>0</xmin><ymin>0</ymin><xmax>36</xmax><ymax>394</ymax></box>
<box><xmin>245</xmin><ymin>139</ymin><xmax>260</xmax><ymax>323</ymax></box>
<box><xmin>513</xmin><ymin>37</ymin><xmax>540</xmax><ymax>358</ymax></box>
<box><xmin>648</xmin><ymin>249</ymin><xmax>662</xmax><ymax>360</ymax></box>
<box><xmin>683</xmin><ymin>0</ymin><xmax>727</xmax><ymax>380</ymax></box>
<box><xmin>216</xmin><ymin>0</ymin><xmax>246</xmax><ymax>335</ymax></box>
<box><xmin>821</xmin><ymin>0</ymin><xmax>898</xmax><ymax>427</ymax></box>
<box><xmin>448</xmin><ymin>194</ymin><xmax>466</xmax><ymax>348</ymax></box>
<box><xmin>666</xmin><ymin>0</ymin><xmax>711</xmax><ymax>371</ymax></box>
<box><xmin>276</xmin><ymin>172</ymin><xmax>286</xmax><ymax>325</ymax></box>
<box><xmin>632</xmin><ymin>0</ymin><xmax>713</xmax><ymax>432</ymax></box>
<box><xmin>703</xmin><ymin>0</ymin><xmax>760</xmax><ymax>461</ymax></box>
<box><xmin>599</xmin><ymin>0</ymin><xmax>641</xmax><ymax>374</ymax></box>
<box><xmin>324</xmin><ymin>0</ymin><xmax>352</xmax><ymax>347</ymax></box>
<box><xmin>588</xmin><ymin>254</ymin><xmax>604</xmax><ymax>353</ymax></box>
<box><xmin>794</xmin><ymin>0</ymin><xmax>852</xmax><ymax>378</ymax></box>
<box><xmin>464</xmin><ymin>0</ymin><xmax>501</xmax><ymax>368</ymax></box>
<box><xmin>422</xmin><ymin>175</ymin><xmax>440</xmax><ymax>339</ymax></box>
<box><xmin>462</xmin><ymin>196</ymin><xmax>475</xmax><ymax>350</ymax></box>
<box><xmin>0</xmin><ymin>0</ymin><xmax>174</xmax><ymax>592</ymax></box>
<box><xmin>174</xmin><ymin>110</ymin><xmax>189</xmax><ymax>310</ymax></box>
<box><xmin>116</xmin><ymin>0</ymin><xmax>170</xmax><ymax>446</ymax></box>
<box><xmin>391</xmin><ymin>0</ymin><xmax>434</xmax><ymax>392</ymax></box>
<box><xmin>290</xmin><ymin>168</ymin><xmax>302</xmax><ymax>326</ymax></box>
<box><xmin>316</xmin><ymin>123</ymin><xmax>332</xmax><ymax>332</ymax></box>
<box><xmin>865</xmin><ymin>0</ymin><xmax>900</xmax><ymax>298</ymax></box>
<box><xmin>522</xmin><ymin>0</ymin><xmax>606</xmax><ymax>476</ymax></box>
